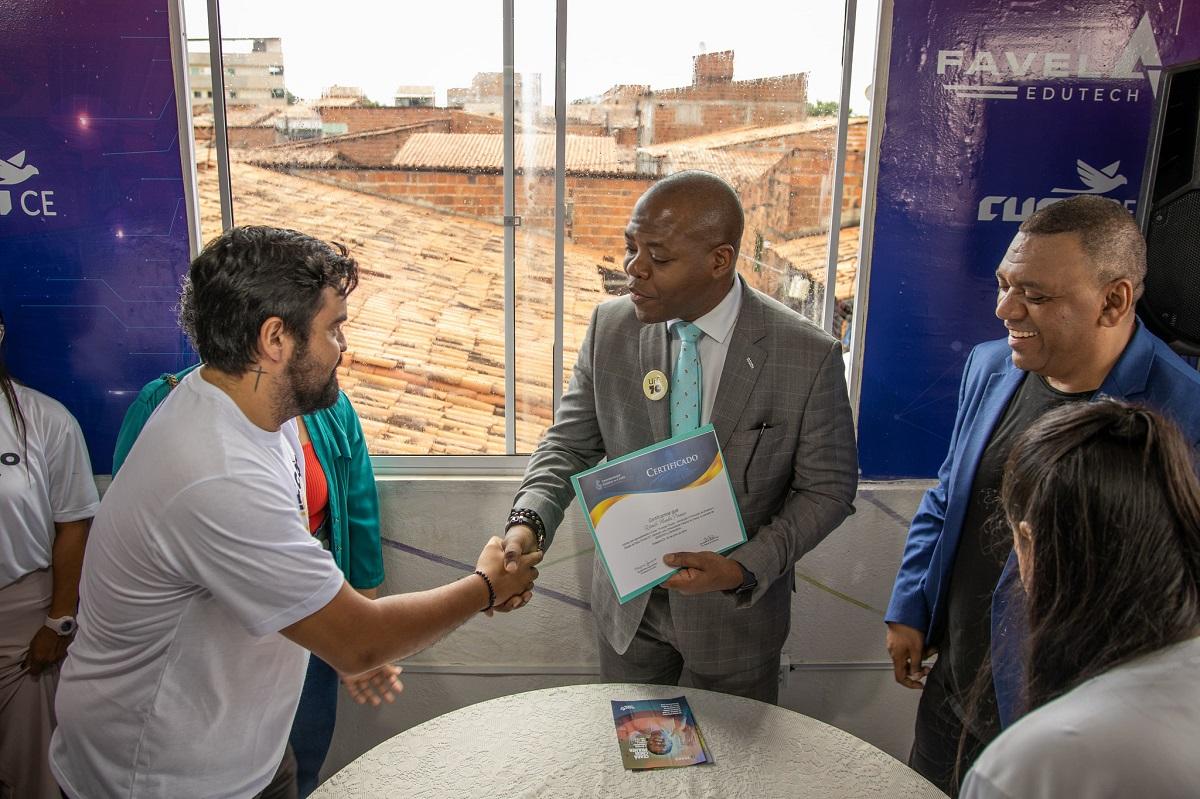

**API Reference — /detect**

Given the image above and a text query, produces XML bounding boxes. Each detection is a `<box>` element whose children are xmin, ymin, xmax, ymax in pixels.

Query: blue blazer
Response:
<box><xmin>886</xmin><ymin>322</ymin><xmax>1200</xmax><ymax>725</ymax></box>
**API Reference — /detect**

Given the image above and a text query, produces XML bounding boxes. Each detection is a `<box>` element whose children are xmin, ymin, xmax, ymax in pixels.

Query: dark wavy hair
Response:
<box><xmin>178</xmin><ymin>226</ymin><xmax>358</xmax><ymax>375</ymax></box>
<box><xmin>1001</xmin><ymin>399</ymin><xmax>1200</xmax><ymax>711</ymax></box>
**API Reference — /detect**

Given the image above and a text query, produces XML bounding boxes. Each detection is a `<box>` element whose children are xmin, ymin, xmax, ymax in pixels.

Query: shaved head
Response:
<box><xmin>623</xmin><ymin>170</ymin><xmax>745</xmax><ymax>323</ymax></box>
<box><xmin>638</xmin><ymin>170</ymin><xmax>745</xmax><ymax>261</ymax></box>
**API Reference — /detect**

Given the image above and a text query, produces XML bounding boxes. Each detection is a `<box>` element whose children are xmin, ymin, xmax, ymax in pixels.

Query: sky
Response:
<box><xmin>185</xmin><ymin>0</ymin><xmax>880</xmax><ymax>115</ymax></box>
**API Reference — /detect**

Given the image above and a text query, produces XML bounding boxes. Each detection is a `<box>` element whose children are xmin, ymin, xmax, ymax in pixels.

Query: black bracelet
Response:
<box><xmin>474</xmin><ymin>570</ymin><xmax>496</xmax><ymax>612</ymax></box>
<box><xmin>506</xmin><ymin>508</ymin><xmax>546</xmax><ymax>551</ymax></box>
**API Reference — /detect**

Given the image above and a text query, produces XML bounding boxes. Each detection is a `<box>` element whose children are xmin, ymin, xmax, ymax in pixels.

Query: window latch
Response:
<box><xmin>503</xmin><ymin>216</ymin><xmax>522</xmax><ymax>227</ymax></box>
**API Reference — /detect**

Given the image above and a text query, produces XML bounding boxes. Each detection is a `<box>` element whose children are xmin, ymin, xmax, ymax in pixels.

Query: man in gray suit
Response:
<box><xmin>502</xmin><ymin>171</ymin><xmax>858</xmax><ymax>702</ymax></box>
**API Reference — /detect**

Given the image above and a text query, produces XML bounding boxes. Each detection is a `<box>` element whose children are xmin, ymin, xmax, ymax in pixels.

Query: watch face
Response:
<box><xmin>48</xmin><ymin>617</ymin><xmax>76</xmax><ymax>635</ymax></box>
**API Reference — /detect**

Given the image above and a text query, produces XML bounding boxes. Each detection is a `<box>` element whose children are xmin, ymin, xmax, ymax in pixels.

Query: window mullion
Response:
<box><xmin>552</xmin><ymin>0</ymin><xmax>568</xmax><ymax>417</ymax></box>
<box><xmin>206</xmin><ymin>0</ymin><xmax>234</xmax><ymax>232</ymax></box>
<box><xmin>168</xmin><ymin>0</ymin><xmax>202</xmax><ymax>258</ymax></box>
<box><xmin>502</xmin><ymin>0</ymin><xmax>517</xmax><ymax>454</ymax></box>
<box><xmin>821</xmin><ymin>0</ymin><xmax>860</xmax><ymax>335</ymax></box>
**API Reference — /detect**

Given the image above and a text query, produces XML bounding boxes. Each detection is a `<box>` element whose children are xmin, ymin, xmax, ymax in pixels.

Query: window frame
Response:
<box><xmin>175</xmin><ymin>0</ymin><xmax>878</xmax><ymax>473</ymax></box>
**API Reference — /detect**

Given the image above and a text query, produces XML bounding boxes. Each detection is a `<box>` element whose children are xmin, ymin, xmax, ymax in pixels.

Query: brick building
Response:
<box><xmin>315</xmin><ymin>85</ymin><xmax>372</xmax><ymax>108</ymax></box>
<box><xmin>447</xmin><ymin>72</ymin><xmax>542</xmax><ymax>117</ymax></box>
<box><xmin>242</xmin><ymin>116</ymin><xmax>867</xmax><ymax>297</ymax></box>
<box><xmin>569</xmin><ymin>51</ymin><xmax>808</xmax><ymax>147</ymax></box>
<box><xmin>247</xmin><ymin>133</ymin><xmax>653</xmax><ymax>255</ymax></box>
<box><xmin>193</xmin><ymin>105</ymin><xmax>324</xmax><ymax>149</ymax></box>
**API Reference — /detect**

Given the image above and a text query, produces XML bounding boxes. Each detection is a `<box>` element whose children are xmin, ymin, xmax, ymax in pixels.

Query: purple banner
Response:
<box><xmin>0</xmin><ymin>0</ymin><xmax>192</xmax><ymax>473</ymax></box>
<box><xmin>858</xmin><ymin>0</ymin><xmax>1199</xmax><ymax>478</ymax></box>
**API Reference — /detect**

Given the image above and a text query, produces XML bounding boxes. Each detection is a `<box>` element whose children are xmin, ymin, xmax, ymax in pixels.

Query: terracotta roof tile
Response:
<box><xmin>391</xmin><ymin>133</ymin><xmax>634</xmax><ymax>174</ymax></box>
<box><xmin>638</xmin><ymin>117</ymin><xmax>866</xmax><ymax>156</ymax></box>
<box><xmin>199</xmin><ymin>163</ymin><xmax>609</xmax><ymax>454</ymax></box>
<box><xmin>236</xmin><ymin>147</ymin><xmax>348</xmax><ymax>168</ymax></box>
<box><xmin>772</xmin><ymin>225</ymin><xmax>860</xmax><ymax>301</ymax></box>
<box><xmin>646</xmin><ymin>149</ymin><xmax>779</xmax><ymax>190</ymax></box>
<box><xmin>193</xmin><ymin>104</ymin><xmax>321</xmax><ymax>130</ymax></box>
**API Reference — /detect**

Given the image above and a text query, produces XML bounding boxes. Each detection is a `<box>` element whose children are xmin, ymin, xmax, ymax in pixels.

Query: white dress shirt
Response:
<box><xmin>667</xmin><ymin>275</ymin><xmax>743</xmax><ymax>425</ymax></box>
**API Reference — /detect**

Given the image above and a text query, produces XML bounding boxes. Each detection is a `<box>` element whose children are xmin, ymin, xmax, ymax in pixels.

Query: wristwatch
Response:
<box><xmin>730</xmin><ymin>563</ymin><xmax>758</xmax><ymax>598</ymax></box>
<box><xmin>44</xmin><ymin>615</ymin><xmax>77</xmax><ymax>636</ymax></box>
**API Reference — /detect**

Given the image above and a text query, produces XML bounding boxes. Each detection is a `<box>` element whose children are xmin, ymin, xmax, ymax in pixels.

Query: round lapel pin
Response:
<box><xmin>643</xmin><ymin>370</ymin><xmax>668</xmax><ymax>401</ymax></box>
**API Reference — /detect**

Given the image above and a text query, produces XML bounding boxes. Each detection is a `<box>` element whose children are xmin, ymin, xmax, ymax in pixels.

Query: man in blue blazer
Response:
<box><xmin>884</xmin><ymin>196</ymin><xmax>1200</xmax><ymax>796</ymax></box>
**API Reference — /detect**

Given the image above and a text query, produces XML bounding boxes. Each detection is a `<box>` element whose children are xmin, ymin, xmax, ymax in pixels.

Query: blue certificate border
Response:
<box><xmin>571</xmin><ymin>424</ymin><xmax>748</xmax><ymax>604</ymax></box>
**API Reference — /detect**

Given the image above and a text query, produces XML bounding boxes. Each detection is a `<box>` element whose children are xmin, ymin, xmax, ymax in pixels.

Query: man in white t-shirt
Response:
<box><xmin>0</xmin><ymin>310</ymin><xmax>99</xmax><ymax>799</ymax></box>
<box><xmin>49</xmin><ymin>227</ymin><xmax>541</xmax><ymax>798</ymax></box>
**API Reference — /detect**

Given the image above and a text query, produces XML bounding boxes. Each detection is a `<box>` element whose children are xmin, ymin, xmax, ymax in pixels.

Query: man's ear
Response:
<box><xmin>257</xmin><ymin>316</ymin><xmax>291</xmax><ymax>367</ymax></box>
<box><xmin>1099</xmin><ymin>279</ymin><xmax>1134</xmax><ymax>327</ymax></box>
<box><xmin>711</xmin><ymin>243</ymin><xmax>736</xmax><ymax>279</ymax></box>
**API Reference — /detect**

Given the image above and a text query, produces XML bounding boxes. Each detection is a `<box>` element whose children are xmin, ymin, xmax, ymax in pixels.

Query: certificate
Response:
<box><xmin>571</xmin><ymin>424</ymin><xmax>746</xmax><ymax>604</ymax></box>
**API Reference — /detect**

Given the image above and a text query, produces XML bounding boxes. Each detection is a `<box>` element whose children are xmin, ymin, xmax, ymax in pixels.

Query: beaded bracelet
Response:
<box><xmin>474</xmin><ymin>570</ymin><xmax>496</xmax><ymax>612</ymax></box>
<box><xmin>506</xmin><ymin>508</ymin><xmax>546</xmax><ymax>552</ymax></box>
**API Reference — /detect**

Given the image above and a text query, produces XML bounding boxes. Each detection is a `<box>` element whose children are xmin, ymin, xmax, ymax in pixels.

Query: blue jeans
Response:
<box><xmin>288</xmin><ymin>655</ymin><xmax>339</xmax><ymax>797</ymax></box>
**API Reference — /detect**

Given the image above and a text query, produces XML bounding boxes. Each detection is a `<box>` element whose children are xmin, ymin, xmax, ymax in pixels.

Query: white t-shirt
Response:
<box><xmin>961</xmin><ymin>635</ymin><xmax>1200</xmax><ymax>799</ymax></box>
<box><xmin>49</xmin><ymin>370</ymin><xmax>344</xmax><ymax>798</ymax></box>
<box><xmin>0</xmin><ymin>382</ymin><xmax>99</xmax><ymax>589</ymax></box>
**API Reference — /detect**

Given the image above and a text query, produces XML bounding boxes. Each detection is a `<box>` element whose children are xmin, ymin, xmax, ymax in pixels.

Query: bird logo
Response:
<box><xmin>1051</xmin><ymin>159</ymin><xmax>1128</xmax><ymax>195</ymax></box>
<box><xmin>0</xmin><ymin>151</ymin><xmax>39</xmax><ymax>186</ymax></box>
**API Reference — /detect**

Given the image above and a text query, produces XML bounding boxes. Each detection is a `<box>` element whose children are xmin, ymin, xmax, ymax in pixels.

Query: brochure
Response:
<box><xmin>610</xmin><ymin>696</ymin><xmax>713</xmax><ymax>770</ymax></box>
<box><xmin>572</xmin><ymin>424</ymin><xmax>746</xmax><ymax>603</ymax></box>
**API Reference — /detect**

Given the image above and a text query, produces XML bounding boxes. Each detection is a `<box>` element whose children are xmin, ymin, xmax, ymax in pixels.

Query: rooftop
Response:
<box><xmin>773</xmin><ymin>225</ymin><xmax>860</xmax><ymax>301</ymax></box>
<box><xmin>193</xmin><ymin>104</ymin><xmax>321</xmax><ymax>129</ymax></box>
<box><xmin>198</xmin><ymin>162</ymin><xmax>611</xmax><ymax>454</ymax></box>
<box><xmin>639</xmin><ymin>148</ymin><xmax>780</xmax><ymax>190</ymax></box>
<box><xmin>638</xmin><ymin>117</ymin><xmax>865</xmax><ymax>157</ymax></box>
<box><xmin>391</xmin><ymin>133</ymin><xmax>634</xmax><ymax>175</ymax></box>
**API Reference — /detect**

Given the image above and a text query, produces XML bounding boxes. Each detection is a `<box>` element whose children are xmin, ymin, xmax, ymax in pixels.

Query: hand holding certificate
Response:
<box><xmin>571</xmin><ymin>424</ymin><xmax>746</xmax><ymax>603</ymax></box>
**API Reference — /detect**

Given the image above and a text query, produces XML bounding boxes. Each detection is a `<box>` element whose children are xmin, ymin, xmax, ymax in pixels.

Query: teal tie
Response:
<box><xmin>670</xmin><ymin>322</ymin><xmax>703</xmax><ymax>436</ymax></box>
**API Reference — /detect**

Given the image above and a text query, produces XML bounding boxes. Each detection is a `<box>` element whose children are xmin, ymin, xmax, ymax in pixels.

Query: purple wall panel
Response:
<box><xmin>858</xmin><ymin>0</ymin><xmax>1199</xmax><ymax>478</ymax></box>
<box><xmin>0</xmin><ymin>0</ymin><xmax>192</xmax><ymax>473</ymax></box>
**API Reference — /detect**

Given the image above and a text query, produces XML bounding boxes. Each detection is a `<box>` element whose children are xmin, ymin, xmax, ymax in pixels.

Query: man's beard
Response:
<box><xmin>277</xmin><ymin>341</ymin><xmax>340</xmax><ymax>420</ymax></box>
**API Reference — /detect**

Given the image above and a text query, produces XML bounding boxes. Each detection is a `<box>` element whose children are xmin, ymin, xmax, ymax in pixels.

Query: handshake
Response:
<box><xmin>484</xmin><ymin>521</ymin><xmax>751</xmax><ymax>604</ymax></box>
<box><xmin>473</xmin><ymin>523</ymin><xmax>543</xmax><ymax>615</ymax></box>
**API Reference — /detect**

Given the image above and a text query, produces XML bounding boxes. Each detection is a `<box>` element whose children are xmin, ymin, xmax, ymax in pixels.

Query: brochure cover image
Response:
<box><xmin>610</xmin><ymin>696</ymin><xmax>713</xmax><ymax>770</ymax></box>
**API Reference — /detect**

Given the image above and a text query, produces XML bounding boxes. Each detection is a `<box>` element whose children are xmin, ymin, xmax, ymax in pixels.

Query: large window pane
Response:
<box><xmin>512</xmin><ymin>0</ymin><xmax>560</xmax><ymax>452</ymax></box>
<box><xmin>199</xmin><ymin>2</ymin><xmax>514</xmax><ymax>454</ymax></box>
<box><xmin>182</xmin><ymin>1</ymin><xmax>872</xmax><ymax>455</ymax></box>
<box><xmin>567</xmin><ymin>0</ymin><xmax>870</xmax><ymax>354</ymax></box>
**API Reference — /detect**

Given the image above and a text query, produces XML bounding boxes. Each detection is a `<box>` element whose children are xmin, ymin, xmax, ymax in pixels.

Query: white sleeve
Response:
<box><xmin>161</xmin><ymin>474</ymin><xmax>345</xmax><ymax>637</ymax></box>
<box><xmin>959</xmin><ymin>768</ymin><xmax>1017</xmax><ymax>799</ymax></box>
<box><xmin>43</xmin><ymin>403</ymin><xmax>100</xmax><ymax>523</ymax></box>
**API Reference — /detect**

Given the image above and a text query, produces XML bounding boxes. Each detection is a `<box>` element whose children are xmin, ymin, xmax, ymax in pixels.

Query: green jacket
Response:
<box><xmin>112</xmin><ymin>365</ymin><xmax>384</xmax><ymax>590</ymax></box>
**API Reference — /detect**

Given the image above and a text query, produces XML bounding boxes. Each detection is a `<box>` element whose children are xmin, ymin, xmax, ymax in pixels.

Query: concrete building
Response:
<box><xmin>447</xmin><ymin>72</ymin><xmax>542</xmax><ymax>117</ymax></box>
<box><xmin>315</xmin><ymin>85</ymin><xmax>372</xmax><ymax>108</ymax></box>
<box><xmin>394</xmin><ymin>86</ymin><xmax>436</xmax><ymax>108</ymax></box>
<box><xmin>187</xmin><ymin>37</ymin><xmax>287</xmax><ymax>108</ymax></box>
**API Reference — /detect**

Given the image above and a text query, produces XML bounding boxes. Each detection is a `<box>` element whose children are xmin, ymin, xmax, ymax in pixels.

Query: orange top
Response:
<box><xmin>303</xmin><ymin>441</ymin><xmax>329</xmax><ymax>535</ymax></box>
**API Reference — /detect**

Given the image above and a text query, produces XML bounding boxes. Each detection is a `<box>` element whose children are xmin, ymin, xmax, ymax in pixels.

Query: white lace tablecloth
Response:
<box><xmin>314</xmin><ymin>683</ymin><xmax>946</xmax><ymax>799</ymax></box>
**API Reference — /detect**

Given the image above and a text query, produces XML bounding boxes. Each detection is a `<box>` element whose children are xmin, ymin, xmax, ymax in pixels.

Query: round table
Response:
<box><xmin>314</xmin><ymin>683</ymin><xmax>944</xmax><ymax>798</ymax></box>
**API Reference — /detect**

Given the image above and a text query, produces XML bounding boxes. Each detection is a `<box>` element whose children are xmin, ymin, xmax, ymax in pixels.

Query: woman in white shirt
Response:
<box><xmin>961</xmin><ymin>399</ymin><xmax>1200</xmax><ymax>799</ymax></box>
<box><xmin>0</xmin><ymin>311</ymin><xmax>99</xmax><ymax>799</ymax></box>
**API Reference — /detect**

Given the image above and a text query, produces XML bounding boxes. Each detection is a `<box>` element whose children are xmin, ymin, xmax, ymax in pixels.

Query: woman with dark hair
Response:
<box><xmin>0</xmin><ymin>310</ymin><xmax>99</xmax><ymax>798</ymax></box>
<box><xmin>960</xmin><ymin>399</ymin><xmax>1200</xmax><ymax>798</ymax></box>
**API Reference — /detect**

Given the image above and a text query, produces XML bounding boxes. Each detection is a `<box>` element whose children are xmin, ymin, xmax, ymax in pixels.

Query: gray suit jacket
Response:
<box><xmin>515</xmin><ymin>281</ymin><xmax>858</xmax><ymax>666</ymax></box>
